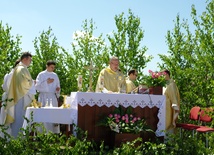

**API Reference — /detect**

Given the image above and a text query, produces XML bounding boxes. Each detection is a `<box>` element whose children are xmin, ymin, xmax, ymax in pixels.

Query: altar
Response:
<box><xmin>69</xmin><ymin>92</ymin><xmax>166</xmax><ymax>144</ymax></box>
<box><xmin>22</xmin><ymin>92</ymin><xmax>166</xmax><ymax>145</ymax></box>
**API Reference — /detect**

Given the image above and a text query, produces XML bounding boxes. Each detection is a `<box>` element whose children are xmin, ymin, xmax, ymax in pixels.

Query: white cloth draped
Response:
<box><xmin>23</xmin><ymin>107</ymin><xmax>73</xmax><ymax>128</ymax></box>
<box><xmin>69</xmin><ymin>92</ymin><xmax>166</xmax><ymax>137</ymax></box>
<box><xmin>22</xmin><ymin>93</ymin><xmax>166</xmax><ymax>137</ymax></box>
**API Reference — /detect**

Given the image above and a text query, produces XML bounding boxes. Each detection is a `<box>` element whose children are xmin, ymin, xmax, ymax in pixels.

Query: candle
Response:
<box><xmin>99</xmin><ymin>75</ymin><xmax>104</xmax><ymax>89</ymax></box>
<box><xmin>78</xmin><ymin>75</ymin><xmax>82</xmax><ymax>88</ymax></box>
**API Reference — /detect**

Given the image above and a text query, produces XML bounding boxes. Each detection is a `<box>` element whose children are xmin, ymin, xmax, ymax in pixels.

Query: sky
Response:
<box><xmin>0</xmin><ymin>0</ymin><xmax>208</xmax><ymax>74</ymax></box>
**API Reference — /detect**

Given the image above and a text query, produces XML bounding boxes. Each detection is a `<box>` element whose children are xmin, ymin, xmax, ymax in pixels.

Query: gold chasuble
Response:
<box><xmin>126</xmin><ymin>77</ymin><xmax>136</xmax><ymax>93</ymax></box>
<box><xmin>96</xmin><ymin>66</ymin><xmax>126</xmax><ymax>93</ymax></box>
<box><xmin>4</xmin><ymin>63</ymin><xmax>33</xmax><ymax>124</ymax></box>
<box><xmin>164</xmin><ymin>79</ymin><xmax>180</xmax><ymax>132</ymax></box>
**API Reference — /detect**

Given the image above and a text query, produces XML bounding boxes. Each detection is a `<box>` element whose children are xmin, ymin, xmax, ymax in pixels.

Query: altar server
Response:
<box><xmin>0</xmin><ymin>59</ymin><xmax>20</xmax><ymax>136</ymax></box>
<box><xmin>126</xmin><ymin>69</ymin><xmax>138</xmax><ymax>93</ymax></box>
<box><xmin>35</xmin><ymin>60</ymin><xmax>60</xmax><ymax>133</ymax></box>
<box><xmin>3</xmin><ymin>52</ymin><xmax>36</xmax><ymax>138</ymax></box>
<box><xmin>96</xmin><ymin>56</ymin><xmax>126</xmax><ymax>93</ymax></box>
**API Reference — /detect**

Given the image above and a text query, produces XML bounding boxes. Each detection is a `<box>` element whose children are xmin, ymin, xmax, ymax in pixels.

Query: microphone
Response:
<box><xmin>142</xmin><ymin>89</ymin><xmax>149</xmax><ymax>94</ymax></box>
<box><xmin>142</xmin><ymin>89</ymin><xmax>152</xmax><ymax>104</ymax></box>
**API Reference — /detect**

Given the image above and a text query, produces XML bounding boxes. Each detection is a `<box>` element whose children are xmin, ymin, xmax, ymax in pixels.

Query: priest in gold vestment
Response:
<box><xmin>163</xmin><ymin>69</ymin><xmax>180</xmax><ymax>136</ymax></box>
<box><xmin>3</xmin><ymin>52</ymin><xmax>36</xmax><ymax>137</ymax></box>
<box><xmin>96</xmin><ymin>56</ymin><xmax>126</xmax><ymax>93</ymax></box>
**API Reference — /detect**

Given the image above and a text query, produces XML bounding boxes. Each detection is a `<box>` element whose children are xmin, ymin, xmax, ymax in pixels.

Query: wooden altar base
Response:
<box><xmin>77</xmin><ymin>104</ymin><xmax>162</xmax><ymax>147</ymax></box>
<box><xmin>60</xmin><ymin>124</ymin><xmax>73</xmax><ymax>137</ymax></box>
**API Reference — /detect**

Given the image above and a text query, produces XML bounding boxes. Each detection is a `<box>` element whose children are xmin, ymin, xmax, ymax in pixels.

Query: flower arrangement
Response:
<box><xmin>145</xmin><ymin>70</ymin><xmax>166</xmax><ymax>87</ymax></box>
<box><xmin>98</xmin><ymin>106</ymin><xmax>152</xmax><ymax>134</ymax></box>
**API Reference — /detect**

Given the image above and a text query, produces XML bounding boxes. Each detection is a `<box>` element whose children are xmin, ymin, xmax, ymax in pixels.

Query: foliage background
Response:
<box><xmin>0</xmin><ymin>1</ymin><xmax>214</xmax><ymax>126</ymax></box>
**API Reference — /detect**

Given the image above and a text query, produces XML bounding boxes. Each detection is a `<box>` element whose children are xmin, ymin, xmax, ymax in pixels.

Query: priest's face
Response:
<box><xmin>47</xmin><ymin>64</ymin><xmax>55</xmax><ymax>72</ymax></box>
<box><xmin>130</xmin><ymin>72</ymin><xmax>138</xmax><ymax>81</ymax></box>
<box><xmin>110</xmin><ymin>60</ymin><xmax>119</xmax><ymax>72</ymax></box>
<box><xmin>163</xmin><ymin>73</ymin><xmax>170</xmax><ymax>81</ymax></box>
<box><xmin>25</xmin><ymin>56</ymin><xmax>32</xmax><ymax>67</ymax></box>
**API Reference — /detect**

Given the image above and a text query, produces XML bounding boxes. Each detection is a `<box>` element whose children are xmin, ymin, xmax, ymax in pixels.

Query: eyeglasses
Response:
<box><xmin>110</xmin><ymin>62</ymin><xmax>119</xmax><ymax>66</ymax></box>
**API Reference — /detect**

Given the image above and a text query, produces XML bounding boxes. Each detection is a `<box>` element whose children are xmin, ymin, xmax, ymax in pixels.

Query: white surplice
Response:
<box><xmin>0</xmin><ymin>69</ymin><xmax>14</xmax><ymax>137</ymax></box>
<box><xmin>2</xmin><ymin>69</ymin><xmax>14</xmax><ymax>93</ymax></box>
<box><xmin>35</xmin><ymin>70</ymin><xmax>60</xmax><ymax>133</ymax></box>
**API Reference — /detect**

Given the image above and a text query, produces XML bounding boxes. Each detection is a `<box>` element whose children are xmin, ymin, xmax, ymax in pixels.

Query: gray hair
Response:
<box><xmin>109</xmin><ymin>56</ymin><xmax>119</xmax><ymax>63</ymax></box>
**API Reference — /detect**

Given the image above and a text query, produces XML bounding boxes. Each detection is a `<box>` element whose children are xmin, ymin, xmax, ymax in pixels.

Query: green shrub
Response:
<box><xmin>0</xmin><ymin>120</ymin><xmax>213</xmax><ymax>154</ymax></box>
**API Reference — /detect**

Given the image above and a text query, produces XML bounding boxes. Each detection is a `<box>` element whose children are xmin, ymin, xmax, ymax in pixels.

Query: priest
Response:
<box><xmin>4</xmin><ymin>52</ymin><xmax>36</xmax><ymax>138</ymax></box>
<box><xmin>35</xmin><ymin>60</ymin><xmax>60</xmax><ymax>133</ymax></box>
<box><xmin>162</xmin><ymin>69</ymin><xmax>180</xmax><ymax>137</ymax></box>
<box><xmin>96</xmin><ymin>56</ymin><xmax>126</xmax><ymax>93</ymax></box>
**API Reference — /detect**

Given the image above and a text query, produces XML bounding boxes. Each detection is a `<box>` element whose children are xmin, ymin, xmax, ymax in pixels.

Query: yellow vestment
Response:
<box><xmin>126</xmin><ymin>77</ymin><xmax>136</xmax><ymax>93</ymax></box>
<box><xmin>164</xmin><ymin>79</ymin><xmax>180</xmax><ymax>132</ymax></box>
<box><xmin>96</xmin><ymin>66</ymin><xmax>126</xmax><ymax>93</ymax></box>
<box><xmin>4</xmin><ymin>63</ymin><xmax>33</xmax><ymax>124</ymax></box>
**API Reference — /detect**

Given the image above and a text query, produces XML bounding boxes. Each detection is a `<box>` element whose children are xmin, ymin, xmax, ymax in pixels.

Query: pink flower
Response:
<box><xmin>157</xmin><ymin>72</ymin><xmax>162</xmax><ymax>76</ymax></box>
<box><xmin>155</xmin><ymin>73</ymin><xmax>159</xmax><ymax>78</ymax></box>
<box><xmin>125</xmin><ymin>119</ymin><xmax>129</xmax><ymax>123</ymax></box>
<box><xmin>106</xmin><ymin>111</ymin><xmax>147</xmax><ymax>134</ymax></box>
<box><xmin>114</xmin><ymin>114</ymin><xmax>118</xmax><ymax>118</ymax></box>
<box><xmin>122</xmin><ymin>116</ymin><xmax>126</xmax><ymax>120</ymax></box>
<box><xmin>147</xmin><ymin>70</ymin><xmax>166</xmax><ymax>87</ymax></box>
<box><xmin>151</xmin><ymin>72</ymin><xmax>155</xmax><ymax>78</ymax></box>
<box><xmin>109</xmin><ymin>114</ymin><xmax>113</xmax><ymax>118</ymax></box>
<box><xmin>162</xmin><ymin>72</ymin><xmax>167</xmax><ymax>75</ymax></box>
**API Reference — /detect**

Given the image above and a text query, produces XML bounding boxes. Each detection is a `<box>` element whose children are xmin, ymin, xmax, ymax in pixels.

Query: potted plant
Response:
<box><xmin>144</xmin><ymin>70</ymin><xmax>166</xmax><ymax>95</ymax></box>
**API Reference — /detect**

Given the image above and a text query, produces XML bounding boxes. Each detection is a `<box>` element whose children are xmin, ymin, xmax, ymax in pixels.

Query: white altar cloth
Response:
<box><xmin>69</xmin><ymin>92</ymin><xmax>166</xmax><ymax>137</ymax></box>
<box><xmin>22</xmin><ymin>107</ymin><xmax>74</xmax><ymax>130</ymax></box>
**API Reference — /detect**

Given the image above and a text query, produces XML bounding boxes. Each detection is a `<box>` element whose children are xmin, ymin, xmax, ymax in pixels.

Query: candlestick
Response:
<box><xmin>84</xmin><ymin>61</ymin><xmax>98</xmax><ymax>92</ymax></box>
<box><xmin>99</xmin><ymin>75</ymin><xmax>104</xmax><ymax>92</ymax></box>
<box><xmin>77</xmin><ymin>75</ymin><xmax>82</xmax><ymax>91</ymax></box>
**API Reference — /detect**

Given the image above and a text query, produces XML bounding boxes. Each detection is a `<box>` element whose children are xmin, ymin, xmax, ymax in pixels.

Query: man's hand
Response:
<box><xmin>47</xmin><ymin>78</ymin><xmax>54</xmax><ymax>84</ymax></box>
<box><xmin>56</xmin><ymin>87</ymin><xmax>60</xmax><ymax>91</ymax></box>
<box><xmin>175</xmin><ymin>109</ymin><xmax>180</xmax><ymax>113</ymax></box>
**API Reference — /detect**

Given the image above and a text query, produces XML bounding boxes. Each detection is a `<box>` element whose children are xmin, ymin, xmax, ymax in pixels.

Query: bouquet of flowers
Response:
<box><xmin>145</xmin><ymin>70</ymin><xmax>166</xmax><ymax>87</ymax></box>
<box><xmin>98</xmin><ymin>106</ymin><xmax>153</xmax><ymax>134</ymax></box>
<box><xmin>107</xmin><ymin>113</ymin><xmax>151</xmax><ymax>134</ymax></box>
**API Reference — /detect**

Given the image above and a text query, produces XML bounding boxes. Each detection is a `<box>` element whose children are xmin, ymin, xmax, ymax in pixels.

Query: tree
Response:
<box><xmin>0</xmin><ymin>22</ymin><xmax>21</xmax><ymax>99</ymax></box>
<box><xmin>158</xmin><ymin>0</ymin><xmax>214</xmax><ymax>121</ymax></box>
<box><xmin>71</xmin><ymin>19</ymin><xmax>109</xmax><ymax>91</ymax></box>
<box><xmin>31</xmin><ymin>27</ymin><xmax>72</xmax><ymax>95</ymax></box>
<box><xmin>107</xmin><ymin>9</ymin><xmax>152</xmax><ymax>83</ymax></box>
